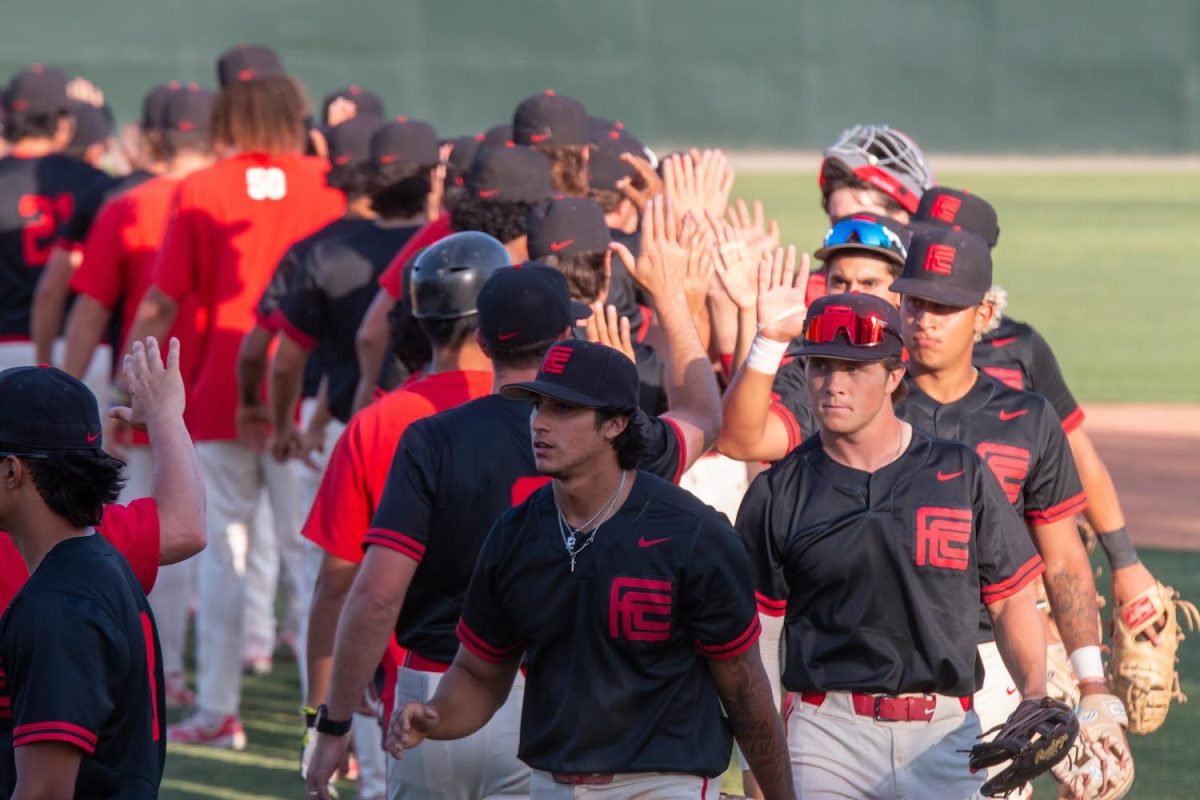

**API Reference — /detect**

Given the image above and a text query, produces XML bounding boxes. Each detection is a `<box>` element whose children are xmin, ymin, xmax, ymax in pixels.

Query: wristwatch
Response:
<box><xmin>315</xmin><ymin>704</ymin><xmax>352</xmax><ymax>737</ymax></box>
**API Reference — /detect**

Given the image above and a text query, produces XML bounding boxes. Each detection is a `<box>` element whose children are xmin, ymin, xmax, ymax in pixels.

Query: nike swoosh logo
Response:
<box><xmin>936</xmin><ymin>470</ymin><xmax>964</xmax><ymax>481</ymax></box>
<box><xmin>549</xmin><ymin>239</ymin><xmax>574</xmax><ymax>253</ymax></box>
<box><xmin>530</xmin><ymin>132</ymin><xmax>551</xmax><ymax>143</ymax></box>
<box><xmin>497</xmin><ymin>330</ymin><xmax>521</xmax><ymax>341</ymax></box>
<box><xmin>478</xmin><ymin>189</ymin><xmax>499</xmax><ymax>199</ymax></box>
<box><xmin>998</xmin><ymin>409</ymin><xmax>1028</xmax><ymax>421</ymax></box>
<box><xmin>86</xmin><ymin>431</ymin><xmax>100</xmax><ymax>444</ymax></box>
<box><xmin>990</xmin><ymin>336</ymin><xmax>1018</xmax><ymax>348</ymax></box>
<box><xmin>638</xmin><ymin>536</ymin><xmax>671</xmax><ymax>548</ymax></box>
<box><xmin>1006</xmin><ymin>687</ymin><xmax>1017</xmax><ymax>696</ymax></box>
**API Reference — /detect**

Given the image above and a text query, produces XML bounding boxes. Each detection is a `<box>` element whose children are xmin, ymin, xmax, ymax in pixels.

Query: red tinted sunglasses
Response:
<box><xmin>803</xmin><ymin>305</ymin><xmax>893</xmax><ymax>347</ymax></box>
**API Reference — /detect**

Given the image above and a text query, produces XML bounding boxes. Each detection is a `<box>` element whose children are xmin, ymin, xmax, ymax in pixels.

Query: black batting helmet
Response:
<box><xmin>410</xmin><ymin>231</ymin><xmax>511</xmax><ymax>320</ymax></box>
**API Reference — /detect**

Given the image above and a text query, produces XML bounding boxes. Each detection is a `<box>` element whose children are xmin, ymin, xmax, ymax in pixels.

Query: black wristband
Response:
<box><xmin>315</xmin><ymin>704</ymin><xmax>352</xmax><ymax>736</ymax></box>
<box><xmin>1097</xmin><ymin>526</ymin><xmax>1139</xmax><ymax>570</ymax></box>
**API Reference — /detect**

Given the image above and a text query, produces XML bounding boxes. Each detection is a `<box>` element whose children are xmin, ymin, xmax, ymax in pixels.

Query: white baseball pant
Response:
<box><xmin>529</xmin><ymin>771</ymin><xmax>719</xmax><ymax>799</ymax></box>
<box><xmin>0</xmin><ymin>339</ymin><xmax>110</xmax><ymax>401</ymax></box>
<box><xmin>973</xmin><ymin>640</ymin><xmax>1031</xmax><ymax>800</ymax></box>
<box><xmin>677</xmin><ymin>453</ymin><xmax>752</xmax><ymax>524</ymax></box>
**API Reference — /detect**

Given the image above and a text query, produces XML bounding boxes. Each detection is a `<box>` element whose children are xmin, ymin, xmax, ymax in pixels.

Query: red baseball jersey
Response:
<box><xmin>376</xmin><ymin>215</ymin><xmax>454</xmax><ymax>300</ymax></box>
<box><xmin>0</xmin><ymin>498</ymin><xmax>160</xmax><ymax>613</ymax></box>
<box><xmin>150</xmin><ymin>152</ymin><xmax>344</xmax><ymax>440</ymax></box>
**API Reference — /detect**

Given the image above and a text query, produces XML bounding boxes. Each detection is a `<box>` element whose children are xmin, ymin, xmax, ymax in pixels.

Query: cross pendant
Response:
<box><xmin>569</xmin><ymin>552</ymin><xmax>577</xmax><ymax>572</ymax></box>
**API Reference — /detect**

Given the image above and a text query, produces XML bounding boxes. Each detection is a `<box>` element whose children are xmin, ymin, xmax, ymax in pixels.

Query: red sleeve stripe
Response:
<box><xmin>662</xmin><ymin>416</ymin><xmax>688</xmax><ymax>485</ymax></box>
<box><xmin>769</xmin><ymin>402</ymin><xmax>803</xmax><ymax>454</ymax></box>
<box><xmin>14</xmin><ymin>721</ymin><xmax>97</xmax><ymax>754</ymax></box>
<box><xmin>981</xmin><ymin>555</ymin><xmax>1045</xmax><ymax>604</ymax></box>
<box><xmin>254</xmin><ymin>308</ymin><xmax>277</xmax><ymax>330</ymax></box>
<box><xmin>696</xmin><ymin>616</ymin><xmax>762</xmax><ymax>660</ymax></box>
<box><xmin>455</xmin><ymin>619</ymin><xmax>521</xmax><ymax>664</ymax></box>
<box><xmin>755</xmin><ymin>592</ymin><xmax>787</xmax><ymax>617</ymax></box>
<box><xmin>1060</xmin><ymin>407</ymin><xmax>1085</xmax><ymax>434</ymax></box>
<box><xmin>1024</xmin><ymin>492</ymin><xmax>1089</xmax><ymax>526</ymax></box>
<box><xmin>276</xmin><ymin>314</ymin><xmax>318</xmax><ymax>352</ymax></box>
<box><xmin>363</xmin><ymin>529</ymin><xmax>426</xmax><ymax>562</ymax></box>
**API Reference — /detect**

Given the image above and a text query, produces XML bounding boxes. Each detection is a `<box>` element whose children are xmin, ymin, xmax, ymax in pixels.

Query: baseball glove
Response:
<box><xmin>1108</xmin><ymin>581</ymin><xmax>1200</xmax><ymax>734</ymax></box>
<box><xmin>1052</xmin><ymin>693</ymin><xmax>1134</xmax><ymax>800</ymax></box>
<box><xmin>969</xmin><ymin>697</ymin><xmax>1079</xmax><ymax>797</ymax></box>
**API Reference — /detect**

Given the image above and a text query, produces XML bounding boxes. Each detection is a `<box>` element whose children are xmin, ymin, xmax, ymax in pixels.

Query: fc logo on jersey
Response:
<box><xmin>915</xmin><ymin>507</ymin><xmax>972</xmax><ymax>571</ymax></box>
<box><xmin>609</xmin><ymin>577</ymin><xmax>672</xmax><ymax>642</ymax></box>
<box><xmin>976</xmin><ymin>442</ymin><xmax>1031</xmax><ymax>504</ymax></box>
<box><xmin>923</xmin><ymin>243</ymin><xmax>956</xmax><ymax>275</ymax></box>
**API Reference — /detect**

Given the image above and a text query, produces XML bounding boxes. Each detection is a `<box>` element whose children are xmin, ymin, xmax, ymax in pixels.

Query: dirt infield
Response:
<box><xmin>1084</xmin><ymin>404</ymin><xmax>1200</xmax><ymax>550</ymax></box>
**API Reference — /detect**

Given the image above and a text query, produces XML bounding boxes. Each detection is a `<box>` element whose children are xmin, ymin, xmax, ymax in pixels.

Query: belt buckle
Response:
<box><xmin>873</xmin><ymin>695</ymin><xmax>890</xmax><ymax>720</ymax></box>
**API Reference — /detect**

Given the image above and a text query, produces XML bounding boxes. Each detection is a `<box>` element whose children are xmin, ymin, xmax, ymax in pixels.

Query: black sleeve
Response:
<box><xmin>770</xmin><ymin>358</ymin><xmax>814</xmax><ymax>454</ymax></box>
<box><xmin>456</xmin><ymin>515</ymin><xmax>524</xmax><ymax>664</ymax></box>
<box><xmin>256</xmin><ymin>244</ymin><xmax>303</xmax><ymax>325</ymax></box>
<box><xmin>1023</xmin><ymin>402</ymin><xmax>1088</xmax><ymax>527</ymax></box>
<box><xmin>685</xmin><ymin>515</ymin><xmax>762</xmax><ymax>659</ymax></box>
<box><xmin>277</xmin><ymin>246</ymin><xmax>328</xmax><ymax>350</ymax></box>
<box><xmin>4</xmin><ymin>593</ymin><xmax>122</xmax><ymax>755</ymax></box>
<box><xmin>974</xmin><ymin>457</ymin><xmax>1044</xmax><ymax>605</ymax></box>
<box><xmin>364</xmin><ymin>422</ymin><xmax>437</xmax><ymax>561</ymax></box>
<box><xmin>633</xmin><ymin>410</ymin><xmax>685</xmax><ymax>484</ymax></box>
<box><xmin>1025</xmin><ymin>326</ymin><xmax>1082</xmax><ymax>430</ymax></box>
<box><xmin>58</xmin><ymin>176</ymin><xmax>116</xmax><ymax>245</ymax></box>
<box><xmin>633</xmin><ymin>343</ymin><xmax>668</xmax><ymax>415</ymax></box>
<box><xmin>734</xmin><ymin>470</ymin><xmax>790</xmax><ymax>617</ymax></box>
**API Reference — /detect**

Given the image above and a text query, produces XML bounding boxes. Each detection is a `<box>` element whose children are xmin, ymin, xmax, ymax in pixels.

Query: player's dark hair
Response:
<box><xmin>820</xmin><ymin>160</ymin><xmax>906</xmax><ymax>217</ymax></box>
<box><xmin>2</xmin><ymin>111</ymin><xmax>63</xmax><ymax>143</ymax></box>
<box><xmin>442</xmin><ymin>176</ymin><xmax>467</xmax><ymax>214</ymax></box>
<box><xmin>17</xmin><ymin>449</ymin><xmax>125</xmax><ymax>528</ymax></box>
<box><xmin>539</xmin><ymin>250</ymin><xmax>607</xmax><ymax>304</ymax></box>
<box><xmin>162</xmin><ymin>130</ymin><xmax>211</xmax><ymax>159</ymax></box>
<box><xmin>587</xmin><ymin>187</ymin><xmax>622</xmax><ymax>214</ymax></box>
<box><xmin>884</xmin><ymin>355</ymin><xmax>908</xmax><ymax>404</ymax></box>
<box><xmin>387</xmin><ymin>299</ymin><xmax>433</xmax><ymax>375</ymax></box>
<box><xmin>594</xmin><ymin>409</ymin><xmax>646</xmax><ymax>470</ymax></box>
<box><xmin>534</xmin><ymin>143</ymin><xmax>589</xmax><ymax>197</ymax></box>
<box><xmin>211</xmin><ymin>76</ymin><xmax>308</xmax><ymax>154</ymax></box>
<box><xmin>369</xmin><ymin>163</ymin><xmax>434</xmax><ymax>219</ymax></box>
<box><xmin>827</xmin><ymin>251</ymin><xmax>904</xmax><ymax>279</ymax></box>
<box><xmin>450</xmin><ymin>197</ymin><xmax>533</xmax><ymax>245</ymax></box>
<box><xmin>326</xmin><ymin>162</ymin><xmax>371</xmax><ymax>198</ymax></box>
<box><xmin>417</xmin><ymin>316</ymin><xmax>479</xmax><ymax>350</ymax></box>
<box><xmin>488</xmin><ymin>336</ymin><xmax>559</xmax><ymax>370</ymax></box>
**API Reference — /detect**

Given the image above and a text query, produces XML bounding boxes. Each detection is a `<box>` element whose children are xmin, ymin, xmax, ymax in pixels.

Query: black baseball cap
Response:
<box><xmin>481</xmin><ymin>122</ymin><xmax>513</xmax><ymax>149</ymax></box>
<box><xmin>321</xmin><ymin>85</ymin><xmax>385</xmax><ymax>125</ymax></box>
<box><xmin>814</xmin><ymin>212</ymin><xmax>912</xmax><ymax>266</ymax></box>
<box><xmin>68</xmin><ymin>101</ymin><xmax>113</xmax><ymax>150</ymax></box>
<box><xmin>216</xmin><ymin>44</ymin><xmax>284</xmax><ymax>87</ymax></box>
<box><xmin>141</xmin><ymin>82</ymin><xmax>183</xmax><ymax>131</ymax></box>
<box><xmin>890</xmin><ymin>228</ymin><xmax>993</xmax><ymax>308</ymax></box>
<box><xmin>325</xmin><ymin>115</ymin><xmax>377</xmax><ymax>167</ymax></box>
<box><xmin>526</xmin><ymin>197</ymin><xmax>612</xmax><ymax>259</ymax></box>
<box><xmin>4</xmin><ymin>64</ymin><xmax>69</xmax><ymax>115</ymax></box>
<box><xmin>0</xmin><ymin>366</ymin><xmax>102</xmax><ymax>452</ymax></box>
<box><xmin>910</xmin><ymin>187</ymin><xmax>1001</xmax><ymax>249</ymax></box>
<box><xmin>513</xmin><ymin>90</ymin><xmax>588</xmax><ymax>147</ymax></box>
<box><xmin>793</xmin><ymin>293</ymin><xmax>904</xmax><ymax>363</ymax></box>
<box><xmin>371</xmin><ymin>118</ymin><xmax>438</xmax><ymax>167</ymax></box>
<box><xmin>501</xmin><ymin>338</ymin><xmax>639</xmax><ymax>412</ymax></box>
<box><xmin>477</xmin><ymin>264</ymin><xmax>591</xmax><ymax>350</ymax></box>
<box><xmin>162</xmin><ymin>85</ymin><xmax>215</xmax><ymax>137</ymax></box>
<box><xmin>444</xmin><ymin>133</ymin><xmax>484</xmax><ymax>189</ymax></box>
<box><xmin>467</xmin><ymin>144</ymin><xmax>554</xmax><ymax>203</ymax></box>
<box><xmin>587</xmin><ymin>117</ymin><xmax>652</xmax><ymax>191</ymax></box>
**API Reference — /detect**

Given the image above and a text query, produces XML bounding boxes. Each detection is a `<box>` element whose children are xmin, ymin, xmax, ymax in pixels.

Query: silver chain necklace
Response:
<box><xmin>555</xmin><ymin>470</ymin><xmax>628</xmax><ymax>572</ymax></box>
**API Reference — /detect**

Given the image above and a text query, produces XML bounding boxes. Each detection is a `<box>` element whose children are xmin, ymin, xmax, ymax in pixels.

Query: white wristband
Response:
<box><xmin>1069</xmin><ymin>645</ymin><xmax>1105</xmax><ymax>682</ymax></box>
<box><xmin>745</xmin><ymin>335</ymin><xmax>789</xmax><ymax>376</ymax></box>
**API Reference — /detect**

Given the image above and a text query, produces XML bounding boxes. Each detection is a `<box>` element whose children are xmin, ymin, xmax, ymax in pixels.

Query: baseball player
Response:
<box><xmin>389</xmin><ymin>337</ymin><xmax>793</xmax><ymax>800</ymax></box>
<box><xmin>513</xmin><ymin>90</ymin><xmax>590</xmax><ymax>197</ymax></box>
<box><xmin>126</xmin><ymin>52</ymin><xmax>345</xmax><ymax>749</ymax></box>
<box><xmin>735</xmin><ymin>289</ymin><xmax>1050</xmax><ymax>799</ymax></box>
<box><xmin>889</xmin><ymin>228</ymin><xmax>1132</xmax><ymax>796</ymax></box>
<box><xmin>0</xmin><ymin>364</ymin><xmax>166</xmax><ymax>798</ymax></box>
<box><xmin>818</xmin><ymin>124</ymin><xmax>934</xmax><ymax>223</ymax></box>
<box><xmin>300</xmin><ymin>232</ymin><xmax>508</xmax><ymax>792</ymax></box>
<box><xmin>308</xmin><ymin>197</ymin><xmax>723</xmax><ymax>799</ymax></box>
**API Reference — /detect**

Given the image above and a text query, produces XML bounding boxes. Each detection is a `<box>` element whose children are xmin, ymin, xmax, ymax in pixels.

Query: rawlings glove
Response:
<box><xmin>1052</xmin><ymin>693</ymin><xmax>1134</xmax><ymax>800</ymax></box>
<box><xmin>969</xmin><ymin>697</ymin><xmax>1078</xmax><ymax>798</ymax></box>
<box><xmin>1108</xmin><ymin>581</ymin><xmax>1200</xmax><ymax>734</ymax></box>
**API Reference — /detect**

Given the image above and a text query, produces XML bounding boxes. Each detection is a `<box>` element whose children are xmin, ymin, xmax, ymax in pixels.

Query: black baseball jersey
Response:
<box><xmin>767</xmin><ymin>352</ymin><xmax>816</xmax><ymax>454</ymax></box>
<box><xmin>0</xmin><ymin>154</ymin><xmax>110</xmax><ymax>337</ymax></box>
<box><xmin>0</xmin><ymin>534</ymin><xmax>165</xmax><ymax>797</ymax></box>
<box><xmin>459</xmin><ymin>471</ymin><xmax>759</xmax><ymax>777</ymax></box>
<box><xmin>59</xmin><ymin>169</ymin><xmax>155</xmax><ymax>248</ymax></box>
<box><xmin>366</xmin><ymin>393</ymin><xmax>687</xmax><ymax>664</ymax></box>
<box><xmin>974</xmin><ymin>317</ymin><xmax>1084</xmax><ymax>432</ymax></box>
<box><xmin>278</xmin><ymin>223</ymin><xmax>418</xmax><ymax>423</ymax></box>
<box><xmin>737</xmin><ymin>429</ymin><xmax>1041</xmax><ymax>697</ymax></box>
<box><xmin>632</xmin><ymin>341</ymin><xmax>667</xmax><ymax>415</ymax></box>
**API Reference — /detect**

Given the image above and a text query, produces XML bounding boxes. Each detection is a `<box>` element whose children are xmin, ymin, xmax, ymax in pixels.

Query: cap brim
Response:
<box><xmin>569</xmin><ymin>300</ymin><xmax>592</xmax><ymax>321</ymax></box>
<box><xmin>889</xmin><ymin>278</ymin><xmax>984</xmax><ymax>308</ymax></box>
<box><xmin>793</xmin><ymin>342</ymin><xmax>898</xmax><ymax>363</ymax></box>
<box><xmin>814</xmin><ymin>243</ymin><xmax>904</xmax><ymax>266</ymax></box>
<box><xmin>500</xmin><ymin>380</ymin><xmax>607</xmax><ymax>408</ymax></box>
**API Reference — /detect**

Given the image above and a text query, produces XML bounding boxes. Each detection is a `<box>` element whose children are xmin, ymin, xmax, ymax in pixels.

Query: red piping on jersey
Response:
<box><xmin>755</xmin><ymin>592</ymin><xmax>787</xmax><ymax>617</ymax></box>
<box><xmin>981</xmin><ymin>555</ymin><xmax>1045</xmax><ymax>604</ymax></box>
<box><xmin>662</xmin><ymin>416</ymin><xmax>688</xmax><ymax>485</ymax></box>
<box><xmin>455</xmin><ymin>619</ymin><xmax>522</xmax><ymax>664</ymax></box>
<box><xmin>275</xmin><ymin>314</ymin><xmax>318</xmax><ymax>352</ymax></box>
<box><xmin>13</xmin><ymin>721</ymin><xmax>98</xmax><ymax>754</ymax></box>
<box><xmin>768</xmin><ymin>401</ymin><xmax>804</xmax><ymax>455</ymax></box>
<box><xmin>1060</xmin><ymin>407</ymin><xmax>1085</xmax><ymax>434</ymax></box>
<box><xmin>696</xmin><ymin>616</ymin><xmax>762</xmax><ymax>660</ymax></box>
<box><xmin>0</xmin><ymin>334</ymin><xmax>32</xmax><ymax>344</ymax></box>
<box><xmin>718</xmin><ymin>353</ymin><xmax>734</xmax><ymax>383</ymax></box>
<box><xmin>635</xmin><ymin>305</ymin><xmax>654</xmax><ymax>344</ymax></box>
<box><xmin>362</xmin><ymin>528</ymin><xmax>427</xmax><ymax>562</ymax></box>
<box><xmin>255</xmin><ymin>308</ymin><xmax>280</xmax><ymax>332</ymax></box>
<box><xmin>1024</xmin><ymin>491</ymin><xmax>1089</xmax><ymax>526</ymax></box>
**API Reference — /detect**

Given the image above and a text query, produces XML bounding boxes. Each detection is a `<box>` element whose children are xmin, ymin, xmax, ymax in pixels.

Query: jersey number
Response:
<box><xmin>245</xmin><ymin>167</ymin><xmax>287</xmax><ymax>201</ymax></box>
<box><xmin>18</xmin><ymin>193</ymin><xmax>74</xmax><ymax>267</ymax></box>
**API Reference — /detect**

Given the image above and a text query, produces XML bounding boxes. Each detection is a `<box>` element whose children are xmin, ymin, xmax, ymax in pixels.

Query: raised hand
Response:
<box><xmin>109</xmin><ymin>337</ymin><xmax>186</xmax><ymax>432</ymax></box>
<box><xmin>585</xmin><ymin>302</ymin><xmax>635</xmax><ymax>363</ymax></box>
<box><xmin>755</xmin><ymin>247</ymin><xmax>811</xmax><ymax>344</ymax></box>
<box><xmin>615</xmin><ymin>153</ymin><xmax>664</xmax><ymax>215</ymax></box>
<box><xmin>706</xmin><ymin>211</ymin><xmax>757</xmax><ymax>311</ymax></box>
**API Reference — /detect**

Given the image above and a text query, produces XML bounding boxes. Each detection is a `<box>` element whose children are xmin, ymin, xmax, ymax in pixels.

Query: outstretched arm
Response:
<box><xmin>708</xmin><ymin>648</ymin><xmax>795</xmax><ymax>800</ymax></box>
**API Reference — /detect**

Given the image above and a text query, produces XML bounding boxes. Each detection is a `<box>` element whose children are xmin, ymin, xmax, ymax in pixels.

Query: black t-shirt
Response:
<box><xmin>278</xmin><ymin>223</ymin><xmax>417</xmax><ymax>422</ymax></box>
<box><xmin>459</xmin><ymin>471</ymin><xmax>759</xmax><ymax>777</ymax></box>
<box><xmin>0</xmin><ymin>154</ymin><xmax>111</xmax><ymax>337</ymax></box>
<box><xmin>767</xmin><ymin>352</ymin><xmax>815</xmax><ymax>454</ymax></box>
<box><xmin>736</xmin><ymin>429</ymin><xmax>1040</xmax><ymax>697</ymax></box>
<box><xmin>974</xmin><ymin>317</ymin><xmax>1083</xmax><ymax>432</ymax></box>
<box><xmin>366</xmin><ymin>393</ymin><xmax>687</xmax><ymax>663</ymax></box>
<box><xmin>59</xmin><ymin>169</ymin><xmax>155</xmax><ymax>247</ymax></box>
<box><xmin>0</xmin><ymin>534</ymin><xmax>165</xmax><ymax>798</ymax></box>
